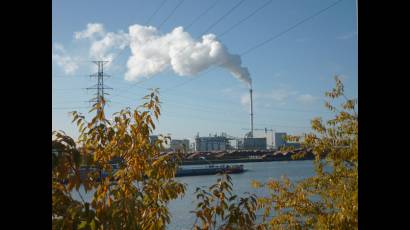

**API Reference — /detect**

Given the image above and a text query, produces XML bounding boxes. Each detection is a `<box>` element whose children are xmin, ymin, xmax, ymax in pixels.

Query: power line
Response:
<box><xmin>110</xmin><ymin>0</ymin><xmax>246</xmax><ymax>97</ymax></box>
<box><xmin>110</xmin><ymin>93</ymin><xmax>142</xmax><ymax>103</ymax></box>
<box><xmin>202</xmin><ymin>0</ymin><xmax>246</xmax><ymax>34</ymax></box>
<box><xmin>157</xmin><ymin>0</ymin><xmax>185</xmax><ymax>29</ymax></box>
<box><xmin>161</xmin><ymin>0</ymin><xmax>344</xmax><ymax>93</ymax></box>
<box><xmin>110</xmin><ymin>0</ymin><xmax>218</xmax><ymax>92</ymax></box>
<box><xmin>146</xmin><ymin>0</ymin><xmax>168</xmax><ymax>25</ymax></box>
<box><xmin>52</xmin><ymin>106</ymin><xmax>89</xmax><ymax>110</ymax></box>
<box><xmin>241</xmin><ymin>0</ymin><xmax>344</xmax><ymax>56</ymax></box>
<box><xmin>161</xmin><ymin>112</ymin><xmax>311</xmax><ymax>129</ymax></box>
<box><xmin>109</xmin><ymin>0</ymin><xmax>245</xmax><ymax>99</ymax></box>
<box><xmin>109</xmin><ymin>0</ymin><xmax>221</xmax><ymax>93</ymax></box>
<box><xmin>110</xmin><ymin>88</ymin><xmax>330</xmax><ymax>116</ymax></box>
<box><xmin>109</xmin><ymin>0</ymin><xmax>185</xmax><ymax>68</ymax></box>
<box><xmin>218</xmin><ymin>0</ymin><xmax>273</xmax><ymax>37</ymax></box>
<box><xmin>53</xmin><ymin>100</ymin><xmax>87</xmax><ymax>105</ymax></box>
<box><xmin>185</xmin><ymin>0</ymin><xmax>220</xmax><ymax>30</ymax></box>
<box><xmin>106</xmin><ymin>100</ymin><xmax>132</xmax><ymax>108</ymax></box>
<box><xmin>52</xmin><ymin>88</ymin><xmax>87</xmax><ymax>91</ymax></box>
<box><xmin>110</xmin><ymin>77</ymin><xmax>151</xmax><ymax>98</ymax></box>
<box><xmin>108</xmin><ymin>0</ymin><xmax>172</xmax><ymax>65</ymax></box>
<box><xmin>111</xmin><ymin>0</ymin><xmax>344</xmax><ymax>99</ymax></box>
<box><xmin>108</xmin><ymin>47</ymin><xmax>129</xmax><ymax>65</ymax></box>
<box><xmin>52</xmin><ymin>74</ymin><xmax>89</xmax><ymax>78</ymax></box>
<box><xmin>161</xmin><ymin>67</ymin><xmax>212</xmax><ymax>93</ymax></box>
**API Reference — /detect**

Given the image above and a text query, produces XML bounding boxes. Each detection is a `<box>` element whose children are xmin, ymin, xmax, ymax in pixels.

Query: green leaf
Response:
<box><xmin>77</xmin><ymin>220</ymin><xmax>88</xmax><ymax>229</ymax></box>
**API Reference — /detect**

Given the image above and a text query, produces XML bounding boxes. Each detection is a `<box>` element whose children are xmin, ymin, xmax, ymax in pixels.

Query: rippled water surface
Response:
<box><xmin>72</xmin><ymin>160</ymin><xmax>316</xmax><ymax>229</ymax></box>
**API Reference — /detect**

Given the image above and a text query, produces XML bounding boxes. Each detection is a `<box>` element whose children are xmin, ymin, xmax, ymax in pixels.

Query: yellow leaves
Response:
<box><xmin>311</xmin><ymin>118</ymin><xmax>326</xmax><ymax>133</ymax></box>
<box><xmin>268</xmin><ymin>179</ymin><xmax>286</xmax><ymax>192</ymax></box>
<box><xmin>53</xmin><ymin>89</ymin><xmax>187</xmax><ymax>229</ymax></box>
<box><xmin>53</xmin><ymin>78</ymin><xmax>359</xmax><ymax>229</ymax></box>
<box><xmin>251</xmin><ymin>180</ymin><xmax>262</xmax><ymax>189</ymax></box>
<box><xmin>107</xmin><ymin>197</ymin><xmax>112</xmax><ymax>208</ymax></box>
<box><xmin>342</xmin><ymin>99</ymin><xmax>357</xmax><ymax>111</ymax></box>
<box><xmin>193</xmin><ymin>174</ymin><xmax>258</xmax><ymax>230</ymax></box>
<box><xmin>242</xmin><ymin>77</ymin><xmax>358</xmax><ymax>229</ymax></box>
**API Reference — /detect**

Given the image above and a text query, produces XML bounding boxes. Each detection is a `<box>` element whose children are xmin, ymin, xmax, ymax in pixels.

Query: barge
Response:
<box><xmin>75</xmin><ymin>163</ymin><xmax>245</xmax><ymax>181</ymax></box>
<box><xmin>175</xmin><ymin>164</ymin><xmax>245</xmax><ymax>177</ymax></box>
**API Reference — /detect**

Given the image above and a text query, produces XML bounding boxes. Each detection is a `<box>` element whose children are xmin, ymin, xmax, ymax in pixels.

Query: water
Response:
<box><xmin>71</xmin><ymin>160</ymin><xmax>316</xmax><ymax>229</ymax></box>
<box><xmin>167</xmin><ymin>160</ymin><xmax>315</xmax><ymax>229</ymax></box>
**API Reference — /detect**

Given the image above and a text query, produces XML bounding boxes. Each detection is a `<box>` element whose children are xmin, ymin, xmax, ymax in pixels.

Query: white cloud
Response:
<box><xmin>241</xmin><ymin>93</ymin><xmax>251</xmax><ymax>107</ymax></box>
<box><xmin>54</xmin><ymin>43</ymin><xmax>65</xmax><ymax>52</ymax></box>
<box><xmin>221</xmin><ymin>87</ymin><xmax>233</xmax><ymax>95</ymax></box>
<box><xmin>240</xmin><ymin>88</ymin><xmax>298</xmax><ymax>110</ymax></box>
<box><xmin>266</xmin><ymin>89</ymin><xmax>298</xmax><ymax>102</ymax></box>
<box><xmin>296</xmin><ymin>94</ymin><xmax>318</xmax><ymax>105</ymax></box>
<box><xmin>74</xmin><ymin>24</ymin><xmax>129</xmax><ymax>63</ymax></box>
<box><xmin>89</xmin><ymin>31</ymin><xmax>129</xmax><ymax>60</ymax></box>
<box><xmin>239</xmin><ymin>87</ymin><xmax>318</xmax><ymax>110</ymax></box>
<box><xmin>74</xmin><ymin>23</ymin><xmax>105</xmax><ymax>40</ymax></box>
<box><xmin>66</xmin><ymin>23</ymin><xmax>252</xmax><ymax>86</ymax></box>
<box><xmin>52</xmin><ymin>43</ymin><xmax>79</xmax><ymax>75</ymax></box>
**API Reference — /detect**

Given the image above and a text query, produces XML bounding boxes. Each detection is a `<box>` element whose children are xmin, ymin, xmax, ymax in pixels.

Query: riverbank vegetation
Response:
<box><xmin>52</xmin><ymin>76</ymin><xmax>357</xmax><ymax>229</ymax></box>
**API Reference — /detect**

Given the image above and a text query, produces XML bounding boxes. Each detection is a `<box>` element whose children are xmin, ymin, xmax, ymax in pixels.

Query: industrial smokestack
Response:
<box><xmin>250</xmin><ymin>88</ymin><xmax>254</xmax><ymax>138</ymax></box>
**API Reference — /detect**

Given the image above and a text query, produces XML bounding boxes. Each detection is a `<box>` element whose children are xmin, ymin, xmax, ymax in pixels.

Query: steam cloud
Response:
<box><xmin>71</xmin><ymin>23</ymin><xmax>251</xmax><ymax>87</ymax></box>
<box><xmin>125</xmin><ymin>25</ymin><xmax>251</xmax><ymax>87</ymax></box>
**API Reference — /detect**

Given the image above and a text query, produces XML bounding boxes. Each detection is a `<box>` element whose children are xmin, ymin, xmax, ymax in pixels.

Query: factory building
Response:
<box><xmin>170</xmin><ymin>139</ymin><xmax>190</xmax><ymax>152</ymax></box>
<box><xmin>195</xmin><ymin>135</ymin><xmax>229</xmax><ymax>152</ymax></box>
<box><xmin>243</xmin><ymin>137</ymin><xmax>267</xmax><ymax>150</ymax></box>
<box><xmin>274</xmin><ymin>132</ymin><xmax>287</xmax><ymax>148</ymax></box>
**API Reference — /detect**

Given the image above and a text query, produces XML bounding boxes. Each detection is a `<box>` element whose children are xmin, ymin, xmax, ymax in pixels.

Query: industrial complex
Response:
<box><xmin>150</xmin><ymin>87</ymin><xmax>301</xmax><ymax>153</ymax></box>
<box><xmin>153</xmin><ymin>130</ymin><xmax>300</xmax><ymax>153</ymax></box>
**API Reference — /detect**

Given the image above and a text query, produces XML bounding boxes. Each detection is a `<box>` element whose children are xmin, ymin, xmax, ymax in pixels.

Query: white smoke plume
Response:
<box><xmin>125</xmin><ymin>25</ymin><xmax>251</xmax><ymax>87</ymax></box>
<box><xmin>71</xmin><ymin>23</ymin><xmax>251</xmax><ymax>86</ymax></box>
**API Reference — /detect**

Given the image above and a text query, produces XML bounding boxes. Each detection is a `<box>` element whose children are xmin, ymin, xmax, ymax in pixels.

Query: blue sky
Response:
<box><xmin>52</xmin><ymin>0</ymin><xmax>357</xmax><ymax>144</ymax></box>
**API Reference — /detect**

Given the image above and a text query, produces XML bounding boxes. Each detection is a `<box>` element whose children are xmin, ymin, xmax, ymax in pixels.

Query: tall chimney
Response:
<box><xmin>250</xmin><ymin>88</ymin><xmax>254</xmax><ymax>138</ymax></box>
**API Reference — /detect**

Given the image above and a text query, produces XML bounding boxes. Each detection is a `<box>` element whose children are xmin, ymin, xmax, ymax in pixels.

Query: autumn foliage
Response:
<box><xmin>52</xmin><ymin>89</ymin><xmax>185</xmax><ymax>229</ymax></box>
<box><xmin>52</xmin><ymin>77</ymin><xmax>358</xmax><ymax>229</ymax></box>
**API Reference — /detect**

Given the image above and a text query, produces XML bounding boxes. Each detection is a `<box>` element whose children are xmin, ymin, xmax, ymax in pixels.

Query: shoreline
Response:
<box><xmin>181</xmin><ymin>157</ymin><xmax>314</xmax><ymax>166</ymax></box>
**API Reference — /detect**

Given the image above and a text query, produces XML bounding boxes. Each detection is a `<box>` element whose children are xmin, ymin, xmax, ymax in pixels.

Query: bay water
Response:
<box><xmin>72</xmin><ymin>160</ymin><xmax>316</xmax><ymax>229</ymax></box>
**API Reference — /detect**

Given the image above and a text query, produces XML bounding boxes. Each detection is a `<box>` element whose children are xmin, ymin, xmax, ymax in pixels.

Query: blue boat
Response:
<box><xmin>76</xmin><ymin>162</ymin><xmax>245</xmax><ymax>181</ymax></box>
<box><xmin>175</xmin><ymin>164</ymin><xmax>245</xmax><ymax>177</ymax></box>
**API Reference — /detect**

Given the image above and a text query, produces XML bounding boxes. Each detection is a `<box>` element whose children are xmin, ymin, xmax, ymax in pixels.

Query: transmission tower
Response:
<box><xmin>86</xmin><ymin>61</ymin><xmax>112</xmax><ymax>113</ymax></box>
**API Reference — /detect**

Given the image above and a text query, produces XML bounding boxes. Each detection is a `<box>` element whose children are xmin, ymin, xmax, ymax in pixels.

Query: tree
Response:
<box><xmin>193</xmin><ymin>76</ymin><xmax>358</xmax><ymax>229</ymax></box>
<box><xmin>52</xmin><ymin>89</ymin><xmax>186</xmax><ymax>229</ymax></box>
<box><xmin>52</xmin><ymin>76</ymin><xmax>358</xmax><ymax>229</ymax></box>
<box><xmin>253</xmin><ymin>76</ymin><xmax>358</xmax><ymax>229</ymax></box>
<box><xmin>191</xmin><ymin>174</ymin><xmax>260</xmax><ymax>230</ymax></box>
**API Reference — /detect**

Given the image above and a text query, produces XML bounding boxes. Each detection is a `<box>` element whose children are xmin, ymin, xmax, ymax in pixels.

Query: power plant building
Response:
<box><xmin>170</xmin><ymin>139</ymin><xmax>190</xmax><ymax>152</ymax></box>
<box><xmin>243</xmin><ymin>137</ymin><xmax>267</xmax><ymax>150</ymax></box>
<box><xmin>195</xmin><ymin>136</ymin><xmax>229</xmax><ymax>152</ymax></box>
<box><xmin>274</xmin><ymin>132</ymin><xmax>287</xmax><ymax>148</ymax></box>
